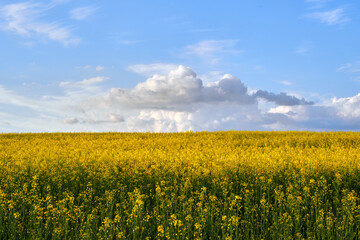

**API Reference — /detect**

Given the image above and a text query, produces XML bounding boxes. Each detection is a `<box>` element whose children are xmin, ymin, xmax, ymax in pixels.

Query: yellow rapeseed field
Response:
<box><xmin>1</xmin><ymin>131</ymin><xmax>360</xmax><ymax>239</ymax></box>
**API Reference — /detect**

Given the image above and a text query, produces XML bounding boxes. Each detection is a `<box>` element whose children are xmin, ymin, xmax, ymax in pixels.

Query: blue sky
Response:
<box><xmin>1</xmin><ymin>0</ymin><xmax>360</xmax><ymax>132</ymax></box>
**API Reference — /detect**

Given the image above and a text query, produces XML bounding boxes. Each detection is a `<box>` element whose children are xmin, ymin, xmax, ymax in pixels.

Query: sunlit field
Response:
<box><xmin>1</xmin><ymin>131</ymin><xmax>360</xmax><ymax>239</ymax></box>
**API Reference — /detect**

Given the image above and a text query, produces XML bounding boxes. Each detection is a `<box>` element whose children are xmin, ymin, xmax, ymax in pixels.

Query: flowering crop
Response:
<box><xmin>1</xmin><ymin>131</ymin><xmax>360</xmax><ymax>239</ymax></box>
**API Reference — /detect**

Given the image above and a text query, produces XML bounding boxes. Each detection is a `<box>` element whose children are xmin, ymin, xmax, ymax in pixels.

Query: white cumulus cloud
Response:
<box><xmin>107</xmin><ymin>66</ymin><xmax>255</xmax><ymax>110</ymax></box>
<box><xmin>107</xmin><ymin>66</ymin><xmax>310</xmax><ymax>111</ymax></box>
<box><xmin>3</xmin><ymin>65</ymin><xmax>360</xmax><ymax>132</ymax></box>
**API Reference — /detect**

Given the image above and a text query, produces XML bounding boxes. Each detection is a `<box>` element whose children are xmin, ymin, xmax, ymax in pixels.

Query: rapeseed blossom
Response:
<box><xmin>0</xmin><ymin>131</ymin><xmax>360</xmax><ymax>239</ymax></box>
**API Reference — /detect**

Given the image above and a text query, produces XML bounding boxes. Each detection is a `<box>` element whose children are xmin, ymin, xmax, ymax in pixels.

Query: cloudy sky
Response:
<box><xmin>1</xmin><ymin>0</ymin><xmax>360</xmax><ymax>132</ymax></box>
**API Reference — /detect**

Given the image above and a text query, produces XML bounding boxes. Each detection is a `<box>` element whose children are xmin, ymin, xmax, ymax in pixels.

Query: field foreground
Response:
<box><xmin>1</xmin><ymin>131</ymin><xmax>360</xmax><ymax>239</ymax></box>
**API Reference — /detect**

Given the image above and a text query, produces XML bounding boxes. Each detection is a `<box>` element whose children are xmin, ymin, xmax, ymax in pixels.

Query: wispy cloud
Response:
<box><xmin>253</xmin><ymin>65</ymin><xmax>263</xmax><ymax>71</ymax></box>
<box><xmin>295</xmin><ymin>47</ymin><xmax>308</xmax><ymax>55</ymax></box>
<box><xmin>70</xmin><ymin>6</ymin><xmax>96</xmax><ymax>20</ymax></box>
<box><xmin>184</xmin><ymin>40</ymin><xmax>241</xmax><ymax>64</ymax></box>
<box><xmin>63</xmin><ymin>113</ymin><xmax>124</xmax><ymax>125</ymax></box>
<box><xmin>305</xmin><ymin>0</ymin><xmax>330</xmax><ymax>9</ymax></box>
<box><xmin>82</xmin><ymin>65</ymin><xmax>92</xmax><ymax>69</ymax></box>
<box><xmin>59</xmin><ymin>76</ymin><xmax>108</xmax><ymax>87</ymax></box>
<box><xmin>0</xmin><ymin>1</ymin><xmax>80</xmax><ymax>45</ymax></box>
<box><xmin>295</xmin><ymin>42</ymin><xmax>313</xmax><ymax>56</ymax></box>
<box><xmin>118</xmin><ymin>40</ymin><xmax>140</xmax><ymax>45</ymax></box>
<box><xmin>337</xmin><ymin>61</ymin><xmax>360</xmax><ymax>81</ymax></box>
<box><xmin>96</xmin><ymin>65</ymin><xmax>104</xmax><ymax>71</ymax></box>
<box><xmin>189</xmin><ymin>28</ymin><xmax>216</xmax><ymax>33</ymax></box>
<box><xmin>280</xmin><ymin>81</ymin><xmax>292</xmax><ymax>86</ymax></box>
<box><xmin>128</xmin><ymin>63</ymin><xmax>180</xmax><ymax>77</ymax></box>
<box><xmin>63</xmin><ymin>117</ymin><xmax>79</xmax><ymax>124</ymax></box>
<box><xmin>108</xmin><ymin>32</ymin><xmax>141</xmax><ymax>45</ymax></box>
<box><xmin>305</xmin><ymin>8</ymin><xmax>349</xmax><ymax>26</ymax></box>
<box><xmin>306</xmin><ymin>0</ymin><xmax>329</xmax><ymax>3</ymax></box>
<box><xmin>186</xmin><ymin>40</ymin><xmax>240</xmax><ymax>57</ymax></box>
<box><xmin>337</xmin><ymin>62</ymin><xmax>360</xmax><ymax>73</ymax></box>
<box><xmin>77</xmin><ymin>65</ymin><xmax>105</xmax><ymax>71</ymax></box>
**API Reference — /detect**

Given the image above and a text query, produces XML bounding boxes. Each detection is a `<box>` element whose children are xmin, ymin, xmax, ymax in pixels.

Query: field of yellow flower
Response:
<box><xmin>1</xmin><ymin>131</ymin><xmax>360</xmax><ymax>239</ymax></box>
